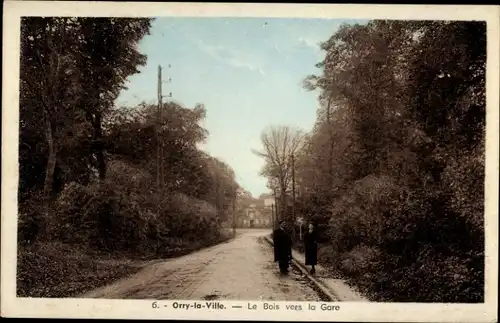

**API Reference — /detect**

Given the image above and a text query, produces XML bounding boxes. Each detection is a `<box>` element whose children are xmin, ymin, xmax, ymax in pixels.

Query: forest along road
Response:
<box><xmin>81</xmin><ymin>229</ymin><xmax>324</xmax><ymax>301</ymax></box>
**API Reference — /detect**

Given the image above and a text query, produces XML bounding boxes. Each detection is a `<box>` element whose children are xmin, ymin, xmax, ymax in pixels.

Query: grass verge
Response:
<box><xmin>17</xmin><ymin>231</ymin><xmax>234</xmax><ymax>298</ymax></box>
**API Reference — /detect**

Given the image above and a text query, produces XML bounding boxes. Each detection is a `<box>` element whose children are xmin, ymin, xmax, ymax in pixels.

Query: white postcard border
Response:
<box><xmin>2</xmin><ymin>2</ymin><xmax>499</xmax><ymax>322</ymax></box>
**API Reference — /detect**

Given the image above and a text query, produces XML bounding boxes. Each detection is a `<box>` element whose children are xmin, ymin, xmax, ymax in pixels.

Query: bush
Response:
<box><xmin>43</xmin><ymin>166</ymin><xmax>225</xmax><ymax>259</ymax></box>
<box><xmin>18</xmin><ymin>190</ymin><xmax>45</xmax><ymax>245</ymax></box>
<box><xmin>441</xmin><ymin>147</ymin><xmax>484</xmax><ymax>235</ymax></box>
<box><xmin>367</xmin><ymin>245</ymin><xmax>483</xmax><ymax>302</ymax></box>
<box><xmin>299</xmin><ymin>170</ymin><xmax>484</xmax><ymax>303</ymax></box>
<box><xmin>48</xmin><ymin>181</ymin><xmax>148</xmax><ymax>252</ymax></box>
<box><xmin>17</xmin><ymin>162</ymin><xmax>234</xmax><ymax>298</ymax></box>
<box><xmin>339</xmin><ymin>244</ymin><xmax>382</xmax><ymax>277</ymax></box>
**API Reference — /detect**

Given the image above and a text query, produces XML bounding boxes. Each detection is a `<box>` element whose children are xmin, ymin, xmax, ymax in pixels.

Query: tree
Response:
<box><xmin>19</xmin><ymin>17</ymin><xmax>152</xmax><ymax>240</ymax></box>
<box><xmin>76</xmin><ymin>18</ymin><xmax>152</xmax><ymax>180</ymax></box>
<box><xmin>201</xmin><ymin>155</ymin><xmax>239</xmax><ymax>223</ymax></box>
<box><xmin>105</xmin><ymin>101</ymin><xmax>210</xmax><ymax>197</ymax></box>
<box><xmin>253</xmin><ymin>125</ymin><xmax>305</xmax><ymax>221</ymax></box>
<box><xmin>20</xmin><ymin>17</ymin><xmax>152</xmax><ymax>193</ymax></box>
<box><xmin>20</xmin><ymin>17</ymin><xmax>83</xmax><ymax>235</ymax></box>
<box><xmin>293</xmin><ymin>19</ymin><xmax>485</xmax><ymax>302</ymax></box>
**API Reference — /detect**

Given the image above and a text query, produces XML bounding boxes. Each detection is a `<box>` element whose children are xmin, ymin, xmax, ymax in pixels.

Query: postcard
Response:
<box><xmin>1</xmin><ymin>1</ymin><xmax>498</xmax><ymax>322</ymax></box>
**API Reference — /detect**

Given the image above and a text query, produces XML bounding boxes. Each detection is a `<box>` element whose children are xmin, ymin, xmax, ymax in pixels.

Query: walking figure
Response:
<box><xmin>273</xmin><ymin>220</ymin><xmax>292</xmax><ymax>275</ymax></box>
<box><xmin>304</xmin><ymin>222</ymin><xmax>318</xmax><ymax>275</ymax></box>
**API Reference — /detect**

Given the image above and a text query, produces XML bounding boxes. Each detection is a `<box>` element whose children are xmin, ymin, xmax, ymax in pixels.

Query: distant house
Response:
<box><xmin>260</xmin><ymin>193</ymin><xmax>275</xmax><ymax>208</ymax></box>
<box><xmin>236</xmin><ymin>194</ymin><xmax>274</xmax><ymax>228</ymax></box>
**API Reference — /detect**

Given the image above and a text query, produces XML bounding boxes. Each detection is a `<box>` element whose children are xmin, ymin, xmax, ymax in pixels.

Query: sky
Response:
<box><xmin>115</xmin><ymin>17</ymin><xmax>366</xmax><ymax>198</ymax></box>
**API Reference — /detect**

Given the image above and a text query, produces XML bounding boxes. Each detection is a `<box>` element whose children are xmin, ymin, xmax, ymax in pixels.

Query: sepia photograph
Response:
<box><xmin>2</xmin><ymin>1</ymin><xmax>499</xmax><ymax>321</ymax></box>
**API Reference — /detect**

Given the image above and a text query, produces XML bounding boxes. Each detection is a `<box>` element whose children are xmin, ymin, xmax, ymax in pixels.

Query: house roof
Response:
<box><xmin>258</xmin><ymin>192</ymin><xmax>274</xmax><ymax>199</ymax></box>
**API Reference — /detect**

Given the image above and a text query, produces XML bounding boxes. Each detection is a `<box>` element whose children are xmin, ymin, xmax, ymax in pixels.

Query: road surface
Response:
<box><xmin>82</xmin><ymin>229</ymin><xmax>323</xmax><ymax>301</ymax></box>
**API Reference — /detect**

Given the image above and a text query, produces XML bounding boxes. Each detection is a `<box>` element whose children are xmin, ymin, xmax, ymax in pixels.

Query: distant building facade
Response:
<box><xmin>262</xmin><ymin>194</ymin><xmax>275</xmax><ymax>208</ymax></box>
<box><xmin>236</xmin><ymin>194</ymin><xmax>274</xmax><ymax>228</ymax></box>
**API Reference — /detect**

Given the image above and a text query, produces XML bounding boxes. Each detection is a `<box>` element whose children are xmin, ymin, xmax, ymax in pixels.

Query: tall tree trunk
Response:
<box><xmin>42</xmin><ymin>115</ymin><xmax>57</xmax><ymax>239</ymax></box>
<box><xmin>326</xmin><ymin>92</ymin><xmax>334</xmax><ymax>180</ymax></box>
<box><xmin>43</xmin><ymin>131</ymin><xmax>57</xmax><ymax>199</ymax></box>
<box><xmin>94</xmin><ymin>111</ymin><xmax>106</xmax><ymax>180</ymax></box>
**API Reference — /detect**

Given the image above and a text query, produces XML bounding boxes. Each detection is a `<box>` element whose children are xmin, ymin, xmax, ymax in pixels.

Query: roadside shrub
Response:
<box><xmin>18</xmin><ymin>190</ymin><xmax>45</xmax><ymax>245</ymax></box>
<box><xmin>310</xmin><ymin>170</ymin><xmax>484</xmax><ymax>302</ymax></box>
<box><xmin>369</xmin><ymin>244</ymin><xmax>483</xmax><ymax>302</ymax></box>
<box><xmin>46</xmin><ymin>162</ymin><xmax>224</xmax><ymax>259</ymax></box>
<box><xmin>326</xmin><ymin>175</ymin><xmax>399</xmax><ymax>253</ymax></box>
<box><xmin>158</xmin><ymin>193</ymin><xmax>218</xmax><ymax>239</ymax></box>
<box><xmin>339</xmin><ymin>244</ymin><xmax>382</xmax><ymax>277</ymax></box>
<box><xmin>441</xmin><ymin>147</ymin><xmax>484</xmax><ymax>236</ymax></box>
<box><xmin>50</xmin><ymin>181</ymin><xmax>148</xmax><ymax>251</ymax></box>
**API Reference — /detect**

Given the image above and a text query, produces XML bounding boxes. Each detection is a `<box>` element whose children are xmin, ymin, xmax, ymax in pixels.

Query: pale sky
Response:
<box><xmin>115</xmin><ymin>17</ymin><xmax>367</xmax><ymax>198</ymax></box>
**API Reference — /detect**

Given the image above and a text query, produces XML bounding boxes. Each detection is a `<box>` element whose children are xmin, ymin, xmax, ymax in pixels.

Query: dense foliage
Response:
<box><xmin>18</xmin><ymin>17</ymin><xmax>238</xmax><ymax>297</ymax></box>
<box><xmin>260</xmin><ymin>20</ymin><xmax>485</xmax><ymax>302</ymax></box>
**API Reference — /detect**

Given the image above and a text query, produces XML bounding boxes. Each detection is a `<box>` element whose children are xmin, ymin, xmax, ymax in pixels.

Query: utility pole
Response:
<box><xmin>232</xmin><ymin>186</ymin><xmax>237</xmax><ymax>237</ymax></box>
<box><xmin>291</xmin><ymin>153</ymin><xmax>296</xmax><ymax>239</ymax></box>
<box><xmin>273</xmin><ymin>204</ymin><xmax>277</xmax><ymax>229</ymax></box>
<box><xmin>215</xmin><ymin>176</ymin><xmax>220</xmax><ymax>223</ymax></box>
<box><xmin>156</xmin><ymin>65</ymin><xmax>163</xmax><ymax>219</ymax></box>
<box><xmin>273</xmin><ymin>188</ymin><xmax>279</xmax><ymax>224</ymax></box>
<box><xmin>155</xmin><ymin>65</ymin><xmax>163</xmax><ymax>254</ymax></box>
<box><xmin>271</xmin><ymin>204</ymin><xmax>274</xmax><ymax>230</ymax></box>
<box><xmin>156</xmin><ymin>65</ymin><xmax>173</xmax><ymax>209</ymax></box>
<box><xmin>292</xmin><ymin>153</ymin><xmax>296</xmax><ymax>223</ymax></box>
<box><xmin>155</xmin><ymin>64</ymin><xmax>172</xmax><ymax>253</ymax></box>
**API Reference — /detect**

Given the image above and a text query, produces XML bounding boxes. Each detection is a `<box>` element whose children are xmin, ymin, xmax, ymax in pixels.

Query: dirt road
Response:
<box><xmin>81</xmin><ymin>229</ymin><xmax>323</xmax><ymax>301</ymax></box>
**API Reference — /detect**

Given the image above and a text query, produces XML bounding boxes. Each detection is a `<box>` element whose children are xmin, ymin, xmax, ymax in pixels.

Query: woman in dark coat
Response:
<box><xmin>304</xmin><ymin>222</ymin><xmax>318</xmax><ymax>274</ymax></box>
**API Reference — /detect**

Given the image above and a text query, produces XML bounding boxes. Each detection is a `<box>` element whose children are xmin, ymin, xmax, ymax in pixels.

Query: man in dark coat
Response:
<box><xmin>273</xmin><ymin>220</ymin><xmax>292</xmax><ymax>275</ymax></box>
<box><xmin>304</xmin><ymin>222</ymin><xmax>318</xmax><ymax>274</ymax></box>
